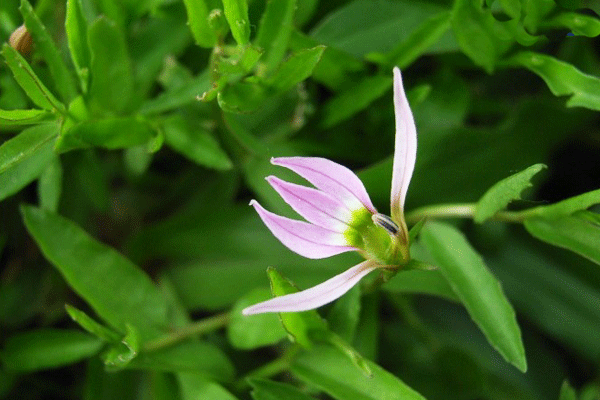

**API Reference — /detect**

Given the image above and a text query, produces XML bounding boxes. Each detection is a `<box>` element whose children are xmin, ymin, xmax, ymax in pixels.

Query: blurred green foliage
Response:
<box><xmin>1</xmin><ymin>0</ymin><xmax>599</xmax><ymax>399</ymax></box>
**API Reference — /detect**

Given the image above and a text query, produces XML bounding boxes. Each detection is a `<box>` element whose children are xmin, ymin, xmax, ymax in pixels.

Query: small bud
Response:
<box><xmin>9</xmin><ymin>24</ymin><xmax>33</xmax><ymax>57</ymax></box>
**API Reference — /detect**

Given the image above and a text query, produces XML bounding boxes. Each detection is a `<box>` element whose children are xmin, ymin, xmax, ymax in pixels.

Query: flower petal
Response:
<box><xmin>250</xmin><ymin>200</ymin><xmax>355</xmax><ymax>259</ymax></box>
<box><xmin>271</xmin><ymin>157</ymin><xmax>376</xmax><ymax>214</ymax></box>
<box><xmin>267</xmin><ymin>176</ymin><xmax>354</xmax><ymax>232</ymax></box>
<box><xmin>242</xmin><ymin>261</ymin><xmax>379</xmax><ymax>315</ymax></box>
<box><xmin>390</xmin><ymin>67</ymin><xmax>417</xmax><ymax>221</ymax></box>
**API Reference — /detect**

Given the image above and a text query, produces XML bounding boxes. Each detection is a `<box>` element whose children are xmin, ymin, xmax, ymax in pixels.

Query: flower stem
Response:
<box><xmin>405</xmin><ymin>203</ymin><xmax>536</xmax><ymax>226</ymax></box>
<box><xmin>142</xmin><ymin>312</ymin><xmax>230</xmax><ymax>352</ymax></box>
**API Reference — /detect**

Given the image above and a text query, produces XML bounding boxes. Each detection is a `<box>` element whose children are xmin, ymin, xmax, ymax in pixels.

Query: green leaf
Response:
<box><xmin>0</xmin><ymin>123</ymin><xmax>58</xmax><ymax>201</ymax></box>
<box><xmin>21</xmin><ymin>0</ymin><xmax>77</xmax><ymax>102</ymax></box>
<box><xmin>475</xmin><ymin>163</ymin><xmax>546</xmax><ymax>223</ymax></box>
<box><xmin>524</xmin><ymin>213</ymin><xmax>600</xmax><ymax>265</ymax></box>
<box><xmin>321</xmin><ymin>75</ymin><xmax>392</xmax><ymax>128</ymax></box>
<box><xmin>508</xmin><ymin>52</ymin><xmax>600</xmax><ymax>111</ymax></box>
<box><xmin>545</xmin><ymin>12</ymin><xmax>600</xmax><ymax>37</ymax></box>
<box><xmin>183</xmin><ymin>0</ymin><xmax>217</xmax><ymax>47</ymax></box>
<box><xmin>20</xmin><ymin>206</ymin><xmax>170</xmax><ymax>342</ymax></box>
<box><xmin>88</xmin><ymin>17</ymin><xmax>134</xmax><ymax>113</ymax></box>
<box><xmin>451</xmin><ymin>0</ymin><xmax>510</xmax><ymax>73</ymax></box>
<box><xmin>368</xmin><ymin>10</ymin><xmax>452</xmax><ymax>68</ymax></box>
<box><xmin>326</xmin><ymin>286</ymin><xmax>360</xmax><ymax>342</ymax></box>
<box><xmin>65</xmin><ymin>304</ymin><xmax>122</xmax><ymax>342</ymax></box>
<box><xmin>255</xmin><ymin>0</ymin><xmax>297</xmax><ymax>71</ymax></box>
<box><xmin>59</xmin><ymin>117</ymin><xmax>155</xmax><ymax>150</ymax></box>
<box><xmin>140</xmin><ymin>70</ymin><xmax>210</xmax><ymax>115</ymax></box>
<box><xmin>529</xmin><ymin>188</ymin><xmax>600</xmax><ymax>218</ymax></box>
<box><xmin>383</xmin><ymin>269</ymin><xmax>459</xmax><ymax>302</ymax></box>
<box><xmin>222</xmin><ymin>0</ymin><xmax>250</xmax><ymax>45</ymax></box>
<box><xmin>227</xmin><ymin>288</ymin><xmax>287</xmax><ymax>349</ymax></box>
<box><xmin>65</xmin><ymin>0</ymin><xmax>91</xmax><ymax>92</ymax></box>
<box><xmin>420</xmin><ymin>221</ymin><xmax>527</xmax><ymax>372</ymax></box>
<box><xmin>38</xmin><ymin>155</ymin><xmax>62</xmax><ymax>212</ymax></box>
<box><xmin>249</xmin><ymin>378</ymin><xmax>317</xmax><ymax>400</ymax></box>
<box><xmin>265</xmin><ymin>45</ymin><xmax>325</xmax><ymax>92</ymax></box>
<box><xmin>129</xmin><ymin>342</ymin><xmax>234</xmax><ymax>380</ymax></box>
<box><xmin>311</xmin><ymin>0</ymin><xmax>450</xmax><ymax>58</ymax></box>
<box><xmin>177</xmin><ymin>373</ymin><xmax>239</xmax><ymax>400</ymax></box>
<box><xmin>1</xmin><ymin>329</ymin><xmax>103</xmax><ymax>372</ymax></box>
<box><xmin>559</xmin><ymin>381</ymin><xmax>577</xmax><ymax>400</ymax></box>
<box><xmin>0</xmin><ymin>108</ymin><xmax>50</xmax><ymax>126</ymax></box>
<box><xmin>217</xmin><ymin>81</ymin><xmax>268</xmax><ymax>113</ymax></box>
<box><xmin>292</xmin><ymin>344</ymin><xmax>426</xmax><ymax>400</ymax></box>
<box><xmin>1</xmin><ymin>45</ymin><xmax>65</xmax><ymax>112</ymax></box>
<box><xmin>265</xmin><ymin>267</ymin><xmax>327</xmax><ymax>348</ymax></box>
<box><xmin>102</xmin><ymin>324</ymin><xmax>140</xmax><ymax>369</ymax></box>
<box><xmin>163</xmin><ymin>115</ymin><xmax>232</xmax><ymax>170</ymax></box>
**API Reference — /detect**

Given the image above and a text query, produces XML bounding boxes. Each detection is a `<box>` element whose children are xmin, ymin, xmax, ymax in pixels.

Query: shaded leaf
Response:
<box><xmin>65</xmin><ymin>304</ymin><xmax>122</xmax><ymax>342</ymax></box>
<box><xmin>38</xmin><ymin>155</ymin><xmax>62</xmax><ymax>212</ymax></box>
<box><xmin>265</xmin><ymin>46</ymin><xmax>325</xmax><ymax>92</ymax></box>
<box><xmin>1</xmin><ymin>329</ymin><xmax>103</xmax><ymax>372</ymax></box>
<box><xmin>65</xmin><ymin>0</ymin><xmax>91</xmax><ymax>91</ymax></box>
<box><xmin>249</xmin><ymin>378</ymin><xmax>317</xmax><ymax>400</ymax></box>
<box><xmin>255</xmin><ymin>0</ymin><xmax>297</xmax><ymax>71</ymax></box>
<box><xmin>21</xmin><ymin>206</ymin><xmax>170</xmax><ymax>342</ymax></box>
<box><xmin>420</xmin><ymin>221</ymin><xmax>527</xmax><ymax>372</ymax></box>
<box><xmin>60</xmin><ymin>117</ymin><xmax>155</xmax><ymax>150</ymax></box>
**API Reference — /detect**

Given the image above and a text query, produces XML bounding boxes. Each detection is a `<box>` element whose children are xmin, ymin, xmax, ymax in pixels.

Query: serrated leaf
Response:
<box><xmin>20</xmin><ymin>206</ymin><xmax>170</xmax><ymax>342</ymax></box>
<box><xmin>255</xmin><ymin>0</ymin><xmax>297</xmax><ymax>71</ymax></box>
<box><xmin>1</xmin><ymin>329</ymin><xmax>103</xmax><ymax>372</ymax></box>
<box><xmin>65</xmin><ymin>0</ymin><xmax>91</xmax><ymax>92</ymax></box>
<box><xmin>227</xmin><ymin>289</ymin><xmax>287</xmax><ymax>349</ymax></box>
<box><xmin>222</xmin><ymin>0</ymin><xmax>250</xmax><ymax>45</ymax></box>
<box><xmin>0</xmin><ymin>108</ymin><xmax>51</xmax><ymax>126</ymax></box>
<box><xmin>265</xmin><ymin>46</ymin><xmax>325</xmax><ymax>92</ymax></box>
<box><xmin>183</xmin><ymin>0</ymin><xmax>217</xmax><ymax>47</ymax></box>
<box><xmin>524</xmin><ymin>213</ymin><xmax>600</xmax><ymax>265</ymax></box>
<box><xmin>1</xmin><ymin>45</ymin><xmax>65</xmax><ymax>112</ymax></box>
<box><xmin>21</xmin><ymin>0</ymin><xmax>77</xmax><ymax>102</ymax></box>
<box><xmin>88</xmin><ymin>17</ymin><xmax>133</xmax><ymax>113</ymax></box>
<box><xmin>249</xmin><ymin>378</ymin><xmax>317</xmax><ymax>400</ymax></box>
<box><xmin>420</xmin><ymin>221</ymin><xmax>527</xmax><ymax>372</ymax></box>
<box><xmin>292</xmin><ymin>344</ymin><xmax>426</xmax><ymax>400</ymax></box>
<box><xmin>0</xmin><ymin>123</ymin><xmax>58</xmax><ymax>201</ymax></box>
<box><xmin>529</xmin><ymin>188</ymin><xmax>600</xmax><ymax>218</ymax></box>
<box><xmin>475</xmin><ymin>163</ymin><xmax>546</xmax><ymax>223</ymax></box>
<box><xmin>508</xmin><ymin>52</ymin><xmax>600</xmax><ymax>111</ymax></box>
<box><xmin>163</xmin><ymin>115</ymin><xmax>232</xmax><ymax>170</ymax></box>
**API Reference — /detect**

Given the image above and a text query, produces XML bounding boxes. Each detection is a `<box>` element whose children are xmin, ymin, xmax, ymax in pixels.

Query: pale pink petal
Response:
<box><xmin>242</xmin><ymin>261</ymin><xmax>379</xmax><ymax>315</ymax></box>
<box><xmin>250</xmin><ymin>200</ymin><xmax>355</xmax><ymax>259</ymax></box>
<box><xmin>267</xmin><ymin>176</ymin><xmax>354</xmax><ymax>232</ymax></box>
<box><xmin>271</xmin><ymin>157</ymin><xmax>376</xmax><ymax>214</ymax></box>
<box><xmin>390</xmin><ymin>67</ymin><xmax>417</xmax><ymax>221</ymax></box>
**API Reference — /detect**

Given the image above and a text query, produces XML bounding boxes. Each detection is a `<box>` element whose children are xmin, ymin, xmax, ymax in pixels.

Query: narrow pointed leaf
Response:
<box><xmin>222</xmin><ymin>0</ymin><xmax>250</xmax><ymax>45</ymax></box>
<box><xmin>265</xmin><ymin>46</ymin><xmax>325</xmax><ymax>92</ymax></box>
<box><xmin>249</xmin><ymin>378</ymin><xmax>318</xmax><ymax>400</ymax></box>
<box><xmin>60</xmin><ymin>117</ymin><xmax>156</xmax><ymax>150</ymax></box>
<box><xmin>38</xmin><ymin>155</ymin><xmax>62</xmax><ymax>212</ymax></box>
<box><xmin>183</xmin><ymin>0</ymin><xmax>217</xmax><ymax>47</ymax></box>
<box><xmin>559</xmin><ymin>381</ymin><xmax>577</xmax><ymax>400</ymax></box>
<box><xmin>21</xmin><ymin>0</ymin><xmax>77</xmax><ymax>101</ymax></box>
<box><xmin>475</xmin><ymin>163</ymin><xmax>546</xmax><ymax>223</ymax></box>
<box><xmin>65</xmin><ymin>304</ymin><xmax>122</xmax><ymax>342</ymax></box>
<box><xmin>529</xmin><ymin>188</ymin><xmax>600</xmax><ymax>218</ymax></box>
<box><xmin>178</xmin><ymin>373</ymin><xmax>239</xmax><ymax>400</ymax></box>
<box><xmin>20</xmin><ymin>206</ymin><xmax>170</xmax><ymax>342</ymax></box>
<box><xmin>292</xmin><ymin>344</ymin><xmax>426</xmax><ymax>400</ymax></box>
<box><xmin>88</xmin><ymin>17</ymin><xmax>133</xmax><ymax>113</ymax></box>
<box><xmin>0</xmin><ymin>124</ymin><xmax>58</xmax><ymax>201</ymax></box>
<box><xmin>1</xmin><ymin>329</ymin><xmax>103</xmax><ymax>372</ymax></box>
<box><xmin>421</xmin><ymin>221</ymin><xmax>527</xmax><ymax>372</ymax></box>
<box><xmin>0</xmin><ymin>108</ymin><xmax>50</xmax><ymax>126</ymax></box>
<box><xmin>524</xmin><ymin>213</ymin><xmax>600</xmax><ymax>265</ymax></box>
<box><xmin>66</xmin><ymin>0</ymin><xmax>91</xmax><ymax>91</ymax></box>
<box><xmin>1</xmin><ymin>45</ymin><xmax>64</xmax><ymax>111</ymax></box>
<box><xmin>255</xmin><ymin>0</ymin><xmax>297</xmax><ymax>70</ymax></box>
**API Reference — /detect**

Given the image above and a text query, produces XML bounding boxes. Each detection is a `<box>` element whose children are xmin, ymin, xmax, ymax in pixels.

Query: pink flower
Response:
<box><xmin>243</xmin><ymin>67</ymin><xmax>417</xmax><ymax>315</ymax></box>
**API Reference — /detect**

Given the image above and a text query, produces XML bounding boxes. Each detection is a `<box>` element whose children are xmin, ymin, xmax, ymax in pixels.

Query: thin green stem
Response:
<box><xmin>142</xmin><ymin>312</ymin><xmax>230</xmax><ymax>352</ymax></box>
<box><xmin>405</xmin><ymin>203</ymin><xmax>537</xmax><ymax>226</ymax></box>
